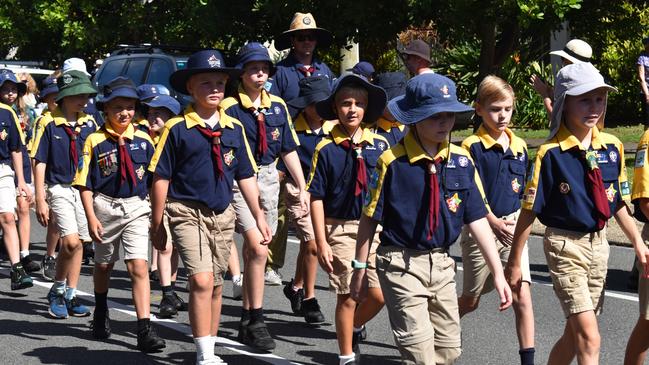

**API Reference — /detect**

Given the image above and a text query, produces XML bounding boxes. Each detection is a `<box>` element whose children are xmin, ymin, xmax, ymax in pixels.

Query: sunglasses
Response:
<box><xmin>294</xmin><ymin>34</ymin><xmax>316</xmax><ymax>42</ymax></box>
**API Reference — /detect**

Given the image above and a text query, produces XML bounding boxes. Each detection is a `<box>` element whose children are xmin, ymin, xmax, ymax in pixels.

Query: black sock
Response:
<box><xmin>519</xmin><ymin>347</ymin><xmax>535</xmax><ymax>365</ymax></box>
<box><xmin>250</xmin><ymin>307</ymin><xmax>263</xmax><ymax>323</ymax></box>
<box><xmin>171</xmin><ymin>281</ymin><xmax>176</xmax><ymax>289</ymax></box>
<box><xmin>95</xmin><ymin>291</ymin><xmax>108</xmax><ymax>313</ymax></box>
<box><xmin>161</xmin><ymin>285</ymin><xmax>174</xmax><ymax>296</ymax></box>
<box><xmin>137</xmin><ymin>318</ymin><xmax>150</xmax><ymax>333</ymax></box>
<box><xmin>241</xmin><ymin>309</ymin><xmax>250</xmax><ymax>322</ymax></box>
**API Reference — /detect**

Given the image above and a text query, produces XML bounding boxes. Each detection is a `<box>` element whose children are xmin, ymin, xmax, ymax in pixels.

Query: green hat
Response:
<box><xmin>56</xmin><ymin>70</ymin><xmax>97</xmax><ymax>102</ymax></box>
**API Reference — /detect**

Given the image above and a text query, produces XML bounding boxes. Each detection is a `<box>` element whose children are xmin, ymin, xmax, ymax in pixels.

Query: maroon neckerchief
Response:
<box><xmin>61</xmin><ymin>124</ymin><xmax>80</xmax><ymax>168</ymax></box>
<box><xmin>195</xmin><ymin>125</ymin><xmax>224</xmax><ymax>179</ymax></box>
<box><xmin>339</xmin><ymin>139</ymin><xmax>368</xmax><ymax>196</ymax></box>
<box><xmin>426</xmin><ymin>158</ymin><xmax>442</xmax><ymax>240</ymax></box>
<box><xmin>298</xmin><ymin>65</ymin><xmax>315</xmax><ymax>77</ymax></box>
<box><xmin>103</xmin><ymin>126</ymin><xmax>136</xmax><ymax>187</ymax></box>
<box><xmin>580</xmin><ymin>149</ymin><xmax>611</xmax><ymax>230</ymax></box>
<box><xmin>248</xmin><ymin>107</ymin><xmax>268</xmax><ymax>159</ymax></box>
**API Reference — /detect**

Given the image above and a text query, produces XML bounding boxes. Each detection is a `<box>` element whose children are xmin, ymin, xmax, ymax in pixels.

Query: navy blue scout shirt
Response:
<box><xmin>523</xmin><ymin>124</ymin><xmax>629</xmax><ymax>233</ymax></box>
<box><xmin>364</xmin><ymin>131</ymin><xmax>488</xmax><ymax>251</ymax></box>
<box><xmin>0</xmin><ymin>104</ymin><xmax>23</xmax><ymax>165</ymax></box>
<box><xmin>277</xmin><ymin>113</ymin><xmax>335</xmax><ymax>179</ymax></box>
<box><xmin>269</xmin><ymin>53</ymin><xmax>335</xmax><ymax>117</ymax></box>
<box><xmin>31</xmin><ymin>108</ymin><xmax>98</xmax><ymax>185</ymax></box>
<box><xmin>307</xmin><ymin>125</ymin><xmax>390</xmax><ymax>220</ymax></box>
<box><xmin>369</xmin><ymin>117</ymin><xmax>407</xmax><ymax>147</ymax></box>
<box><xmin>462</xmin><ymin>125</ymin><xmax>528</xmax><ymax>218</ymax></box>
<box><xmin>73</xmin><ymin>123</ymin><xmax>154</xmax><ymax>199</ymax></box>
<box><xmin>148</xmin><ymin>105</ymin><xmax>257</xmax><ymax>213</ymax></box>
<box><xmin>221</xmin><ymin>88</ymin><xmax>299</xmax><ymax>165</ymax></box>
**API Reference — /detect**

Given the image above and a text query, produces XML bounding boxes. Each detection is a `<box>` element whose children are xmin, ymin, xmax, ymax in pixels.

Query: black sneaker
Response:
<box><xmin>10</xmin><ymin>264</ymin><xmax>33</xmax><ymax>290</ymax></box>
<box><xmin>352</xmin><ymin>326</ymin><xmax>365</xmax><ymax>353</ymax></box>
<box><xmin>91</xmin><ymin>310</ymin><xmax>111</xmax><ymax>339</ymax></box>
<box><xmin>137</xmin><ymin>323</ymin><xmax>166</xmax><ymax>353</ymax></box>
<box><xmin>302</xmin><ymin>298</ymin><xmax>325</xmax><ymax>324</ymax></box>
<box><xmin>237</xmin><ymin>319</ymin><xmax>249</xmax><ymax>343</ymax></box>
<box><xmin>149</xmin><ymin>270</ymin><xmax>159</xmax><ymax>282</ymax></box>
<box><xmin>20</xmin><ymin>255</ymin><xmax>40</xmax><ymax>273</ymax></box>
<box><xmin>242</xmin><ymin>320</ymin><xmax>276</xmax><ymax>352</ymax></box>
<box><xmin>172</xmin><ymin>291</ymin><xmax>187</xmax><ymax>311</ymax></box>
<box><xmin>158</xmin><ymin>295</ymin><xmax>177</xmax><ymax>318</ymax></box>
<box><xmin>283</xmin><ymin>279</ymin><xmax>304</xmax><ymax>314</ymax></box>
<box><xmin>42</xmin><ymin>255</ymin><xmax>56</xmax><ymax>281</ymax></box>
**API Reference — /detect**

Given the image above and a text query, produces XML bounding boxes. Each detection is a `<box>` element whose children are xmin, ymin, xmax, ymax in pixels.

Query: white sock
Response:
<box><xmin>194</xmin><ymin>336</ymin><xmax>215</xmax><ymax>362</ymax></box>
<box><xmin>232</xmin><ymin>275</ymin><xmax>241</xmax><ymax>283</ymax></box>
<box><xmin>20</xmin><ymin>250</ymin><xmax>29</xmax><ymax>259</ymax></box>
<box><xmin>339</xmin><ymin>354</ymin><xmax>355</xmax><ymax>365</ymax></box>
<box><xmin>51</xmin><ymin>280</ymin><xmax>66</xmax><ymax>295</ymax></box>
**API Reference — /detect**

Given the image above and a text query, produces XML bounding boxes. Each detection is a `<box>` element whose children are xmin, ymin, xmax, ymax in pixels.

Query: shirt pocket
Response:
<box><xmin>264</xmin><ymin>113</ymin><xmax>285</xmax><ymax>146</ymax></box>
<box><xmin>599</xmin><ymin>162</ymin><xmax>619</xmax><ymax>183</ymax></box>
<box><xmin>220</xmin><ymin>134</ymin><xmax>241</xmax><ymax>169</ymax></box>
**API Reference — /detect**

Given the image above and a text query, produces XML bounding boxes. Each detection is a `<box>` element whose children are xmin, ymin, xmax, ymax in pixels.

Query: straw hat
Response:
<box><xmin>274</xmin><ymin>12</ymin><xmax>333</xmax><ymax>51</ymax></box>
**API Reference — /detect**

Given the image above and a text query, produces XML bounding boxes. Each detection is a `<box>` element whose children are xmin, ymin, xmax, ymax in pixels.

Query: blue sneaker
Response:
<box><xmin>66</xmin><ymin>296</ymin><xmax>91</xmax><ymax>317</ymax></box>
<box><xmin>47</xmin><ymin>290</ymin><xmax>68</xmax><ymax>319</ymax></box>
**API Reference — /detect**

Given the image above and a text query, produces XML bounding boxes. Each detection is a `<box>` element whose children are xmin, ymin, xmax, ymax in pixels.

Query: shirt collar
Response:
<box><xmin>476</xmin><ymin>125</ymin><xmax>525</xmax><ymax>155</ymax></box>
<box><xmin>184</xmin><ymin>105</ymin><xmax>234</xmax><ymax>130</ymax></box>
<box><xmin>403</xmin><ymin>129</ymin><xmax>450</xmax><ymax>164</ymax></box>
<box><xmin>556</xmin><ymin>123</ymin><xmax>605</xmax><ymax>151</ymax></box>
<box><xmin>294</xmin><ymin>113</ymin><xmax>334</xmax><ymax>135</ymax></box>
<box><xmin>237</xmin><ymin>85</ymin><xmax>271</xmax><ymax>109</ymax></box>
<box><xmin>331</xmin><ymin>124</ymin><xmax>375</xmax><ymax>146</ymax></box>
<box><xmin>287</xmin><ymin>52</ymin><xmax>322</xmax><ymax>70</ymax></box>
<box><xmin>376</xmin><ymin>117</ymin><xmax>405</xmax><ymax>133</ymax></box>
<box><xmin>103</xmin><ymin>121</ymin><xmax>135</xmax><ymax>140</ymax></box>
<box><xmin>51</xmin><ymin>107</ymin><xmax>92</xmax><ymax>127</ymax></box>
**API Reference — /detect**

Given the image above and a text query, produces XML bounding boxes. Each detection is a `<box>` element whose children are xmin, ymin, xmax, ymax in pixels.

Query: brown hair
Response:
<box><xmin>475</xmin><ymin>75</ymin><xmax>515</xmax><ymax>106</ymax></box>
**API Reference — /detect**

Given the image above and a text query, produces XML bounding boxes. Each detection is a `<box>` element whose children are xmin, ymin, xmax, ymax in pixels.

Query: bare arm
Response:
<box><xmin>505</xmin><ymin>209</ymin><xmax>536</xmax><ymax>288</ymax></box>
<box><xmin>350</xmin><ymin>214</ymin><xmax>379</xmax><ymax>303</ymax></box>
<box><xmin>79</xmin><ymin>187</ymin><xmax>102</xmax><ymax>243</ymax></box>
<box><xmin>310</xmin><ymin>198</ymin><xmax>333</xmax><ymax>273</ymax></box>
<box><xmin>150</xmin><ymin>174</ymin><xmax>170</xmax><ymax>250</ymax></box>
<box><xmin>33</xmin><ymin>161</ymin><xmax>49</xmax><ymax>226</ymax></box>
<box><xmin>639</xmin><ymin>65</ymin><xmax>649</xmax><ymax>103</ymax></box>
<box><xmin>616</xmin><ymin>201</ymin><xmax>649</xmax><ymax>277</ymax></box>
<box><xmin>486</xmin><ymin>212</ymin><xmax>515</xmax><ymax>246</ymax></box>
<box><xmin>281</xmin><ymin>150</ymin><xmax>309</xmax><ymax>215</ymax></box>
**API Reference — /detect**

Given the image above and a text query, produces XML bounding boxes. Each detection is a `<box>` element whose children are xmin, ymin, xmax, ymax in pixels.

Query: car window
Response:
<box><xmin>145</xmin><ymin>58</ymin><xmax>174</xmax><ymax>89</ymax></box>
<box><xmin>124</xmin><ymin>58</ymin><xmax>149</xmax><ymax>84</ymax></box>
<box><xmin>96</xmin><ymin>58</ymin><xmax>127</xmax><ymax>87</ymax></box>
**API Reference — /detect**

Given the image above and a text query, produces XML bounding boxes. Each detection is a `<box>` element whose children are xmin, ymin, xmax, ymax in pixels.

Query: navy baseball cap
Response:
<box><xmin>137</xmin><ymin>84</ymin><xmax>170</xmax><ymax>101</ymax></box>
<box><xmin>40</xmin><ymin>75</ymin><xmax>59</xmax><ymax>101</ymax></box>
<box><xmin>96</xmin><ymin>76</ymin><xmax>139</xmax><ymax>111</ymax></box>
<box><xmin>143</xmin><ymin>94</ymin><xmax>181</xmax><ymax>116</ymax></box>
<box><xmin>287</xmin><ymin>76</ymin><xmax>331</xmax><ymax>109</ymax></box>
<box><xmin>347</xmin><ymin>61</ymin><xmax>375</xmax><ymax>80</ymax></box>
<box><xmin>170</xmin><ymin>49</ymin><xmax>241</xmax><ymax>94</ymax></box>
<box><xmin>388</xmin><ymin>73</ymin><xmax>472</xmax><ymax>125</ymax></box>
<box><xmin>373</xmin><ymin>72</ymin><xmax>407</xmax><ymax>100</ymax></box>
<box><xmin>315</xmin><ymin>74</ymin><xmax>387</xmax><ymax>123</ymax></box>
<box><xmin>0</xmin><ymin>69</ymin><xmax>27</xmax><ymax>96</ymax></box>
<box><xmin>236</xmin><ymin>42</ymin><xmax>276</xmax><ymax>76</ymax></box>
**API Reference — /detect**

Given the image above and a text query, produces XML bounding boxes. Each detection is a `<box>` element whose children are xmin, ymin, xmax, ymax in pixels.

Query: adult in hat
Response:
<box><xmin>399</xmin><ymin>39</ymin><xmax>434</xmax><ymax>76</ymax></box>
<box><xmin>270</xmin><ymin>12</ymin><xmax>336</xmax><ymax>117</ymax></box>
<box><xmin>347</xmin><ymin>61</ymin><xmax>375</xmax><ymax>82</ymax></box>
<box><xmin>638</xmin><ymin>37</ymin><xmax>649</xmax><ymax>128</ymax></box>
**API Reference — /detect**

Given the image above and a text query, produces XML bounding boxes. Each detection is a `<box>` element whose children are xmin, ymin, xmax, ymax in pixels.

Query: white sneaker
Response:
<box><xmin>264</xmin><ymin>269</ymin><xmax>282</xmax><ymax>286</ymax></box>
<box><xmin>232</xmin><ymin>276</ymin><xmax>243</xmax><ymax>300</ymax></box>
<box><xmin>198</xmin><ymin>357</ymin><xmax>227</xmax><ymax>365</ymax></box>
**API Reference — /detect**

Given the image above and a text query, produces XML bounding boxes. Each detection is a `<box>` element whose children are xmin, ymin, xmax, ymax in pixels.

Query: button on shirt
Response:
<box><xmin>74</xmin><ymin>123</ymin><xmax>154</xmax><ymax>199</ymax></box>
<box><xmin>632</xmin><ymin>129</ymin><xmax>649</xmax><ymax>222</ymax></box>
<box><xmin>30</xmin><ymin>108</ymin><xmax>98</xmax><ymax>185</ymax></box>
<box><xmin>307</xmin><ymin>125</ymin><xmax>390</xmax><ymax>220</ymax></box>
<box><xmin>462</xmin><ymin>126</ymin><xmax>528</xmax><ymax>218</ymax></box>
<box><xmin>364</xmin><ymin>130</ymin><xmax>488</xmax><ymax>251</ymax></box>
<box><xmin>523</xmin><ymin>124</ymin><xmax>629</xmax><ymax>232</ymax></box>
<box><xmin>0</xmin><ymin>104</ymin><xmax>23</xmax><ymax>166</ymax></box>
<box><xmin>369</xmin><ymin>117</ymin><xmax>407</xmax><ymax>146</ymax></box>
<box><xmin>221</xmin><ymin>88</ymin><xmax>299</xmax><ymax>166</ymax></box>
<box><xmin>148</xmin><ymin>105</ymin><xmax>257</xmax><ymax>213</ymax></box>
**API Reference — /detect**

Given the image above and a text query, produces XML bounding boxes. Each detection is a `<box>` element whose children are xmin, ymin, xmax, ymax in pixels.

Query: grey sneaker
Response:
<box><xmin>264</xmin><ymin>269</ymin><xmax>282</xmax><ymax>286</ymax></box>
<box><xmin>42</xmin><ymin>256</ymin><xmax>56</xmax><ymax>281</ymax></box>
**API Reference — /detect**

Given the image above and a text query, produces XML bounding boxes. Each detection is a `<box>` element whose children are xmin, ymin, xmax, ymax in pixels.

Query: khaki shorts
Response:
<box><xmin>93</xmin><ymin>194</ymin><xmax>151</xmax><ymax>264</ymax></box>
<box><xmin>460</xmin><ymin>210</ymin><xmax>531</xmax><ymax>297</ymax></box>
<box><xmin>46</xmin><ymin>183</ymin><xmax>90</xmax><ymax>241</ymax></box>
<box><xmin>638</xmin><ymin>225</ymin><xmax>649</xmax><ymax>320</ymax></box>
<box><xmin>0</xmin><ymin>164</ymin><xmax>17</xmax><ymax>215</ymax></box>
<box><xmin>325</xmin><ymin>218</ymin><xmax>380</xmax><ymax>294</ymax></box>
<box><xmin>285</xmin><ymin>176</ymin><xmax>314</xmax><ymax>242</ymax></box>
<box><xmin>232</xmin><ymin>162</ymin><xmax>279</xmax><ymax>235</ymax></box>
<box><xmin>544</xmin><ymin>226</ymin><xmax>609</xmax><ymax>318</ymax></box>
<box><xmin>165</xmin><ymin>200</ymin><xmax>234</xmax><ymax>286</ymax></box>
<box><xmin>376</xmin><ymin>245</ymin><xmax>461</xmax><ymax>364</ymax></box>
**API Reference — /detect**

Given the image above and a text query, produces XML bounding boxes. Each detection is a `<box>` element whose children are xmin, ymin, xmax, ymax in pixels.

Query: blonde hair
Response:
<box><xmin>475</xmin><ymin>75</ymin><xmax>515</xmax><ymax>106</ymax></box>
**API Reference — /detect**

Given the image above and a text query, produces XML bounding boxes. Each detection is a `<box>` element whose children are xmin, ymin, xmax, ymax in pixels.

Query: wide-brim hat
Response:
<box><xmin>0</xmin><ymin>69</ymin><xmax>27</xmax><ymax>97</ymax></box>
<box><xmin>143</xmin><ymin>95</ymin><xmax>181</xmax><ymax>116</ymax></box>
<box><xmin>400</xmin><ymin>39</ymin><xmax>431</xmax><ymax>63</ymax></box>
<box><xmin>388</xmin><ymin>73</ymin><xmax>472</xmax><ymax>125</ymax></box>
<box><xmin>170</xmin><ymin>49</ymin><xmax>241</xmax><ymax>94</ymax></box>
<box><xmin>274</xmin><ymin>12</ymin><xmax>333</xmax><ymax>51</ymax></box>
<box><xmin>548</xmin><ymin>62</ymin><xmax>616</xmax><ymax>139</ymax></box>
<box><xmin>137</xmin><ymin>83</ymin><xmax>171</xmax><ymax>101</ymax></box>
<box><xmin>287</xmin><ymin>75</ymin><xmax>331</xmax><ymax>109</ymax></box>
<box><xmin>56</xmin><ymin>70</ymin><xmax>97</xmax><ymax>102</ymax></box>
<box><xmin>373</xmin><ymin>72</ymin><xmax>407</xmax><ymax>101</ymax></box>
<box><xmin>549</xmin><ymin>39</ymin><xmax>592</xmax><ymax>64</ymax></box>
<box><xmin>315</xmin><ymin>74</ymin><xmax>386</xmax><ymax>123</ymax></box>
<box><xmin>235</xmin><ymin>42</ymin><xmax>276</xmax><ymax>77</ymax></box>
<box><xmin>96</xmin><ymin>76</ymin><xmax>139</xmax><ymax>111</ymax></box>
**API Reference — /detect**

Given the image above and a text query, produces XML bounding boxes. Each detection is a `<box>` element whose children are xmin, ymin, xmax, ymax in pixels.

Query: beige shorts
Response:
<box><xmin>232</xmin><ymin>162</ymin><xmax>279</xmax><ymax>235</ymax></box>
<box><xmin>93</xmin><ymin>194</ymin><xmax>151</xmax><ymax>264</ymax></box>
<box><xmin>46</xmin><ymin>183</ymin><xmax>90</xmax><ymax>241</ymax></box>
<box><xmin>544</xmin><ymin>226</ymin><xmax>609</xmax><ymax>318</ymax></box>
<box><xmin>376</xmin><ymin>245</ymin><xmax>461</xmax><ymax>364</ymax></box>
<box><xmin>0</xmin><ymin>164</ymin><xmax>17</xmax><ymax>215</ymax></box>
<box><xmin>285</xmin><ymin>176</ymin><xmax>314</xmax><ymax>242</ymax></box>
<box><xmin>638</xmin><ymin>225</ymin><xmax>649</xmax><ymax>320</ymax></box>
<box><xmin>325</xmin><ymin>218</ymin><xmax>380</xmax><ymax>294</ymax></box>
<box><xmin>165</xmin><ymin>200</ymin><xmax>234</xmax><ymax>285</ymax></box>
<box><xmin>460</xmin><ymin>210</ymin><xmax>531</xmax><ymax>297</ymax></box>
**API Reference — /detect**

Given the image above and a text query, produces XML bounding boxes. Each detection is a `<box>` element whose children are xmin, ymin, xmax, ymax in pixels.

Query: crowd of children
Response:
<box><xmin>3</xmin><ymin>11</ymin><xmax>649</xmax><ymax>365</ymax></box>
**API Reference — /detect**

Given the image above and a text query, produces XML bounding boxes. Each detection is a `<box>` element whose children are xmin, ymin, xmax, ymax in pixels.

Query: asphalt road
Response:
<box><xmin>0</xmin><ymin>215</ymin><xmax>646</xmax><ymax>365</ymax></box>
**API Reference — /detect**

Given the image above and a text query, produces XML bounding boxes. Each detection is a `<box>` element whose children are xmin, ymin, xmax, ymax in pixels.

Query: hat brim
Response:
<box><xmin>287</xmin><ymin>91</ymin><xmax>330</xmax><ymax>109</ymax></box>
<box><xmin>55</xmin><ymin>84</ymin><xmax>97</xmax><ymax>102</ymax></box>
<box><xmin>387</xmin><ymin>95</ymin><xmax>473</xmax><ymax>126</ymax></box>
<box><xmin>96</xmin><ymin>88</ymin><xmax>140</xmax><ymax>111</ymax></box>
<box><xmin>236</xmin><ymin>59</ymin><xmax>276</xmax><ymax>77</ymax></box>
<box><xmin>549</xmin><ymin>50</ymin><xmax>585</xmax><ymax>65</ymax></box>
<box><xmin>0</xmin><ymin>79</ymin><xmax>27</xmax><ymax>97</ymax></box>
<box><xmin>143</xmin><ymin>97</ymin><xmax>181</xmax><ymax>116</ymax></box>
<box><xmin>170</xmin><ymin>68</ymin><xmax>242</xmax><ymax>94</ymax></box>
<box><xmin>275</xmin><ymin>28</ymin><xmax>333</xmax><ymax>51</ymax></box>
<box><xmin>548</xmin><ymin>84</ymin><xmax>616</xmax><ymax>140</ymax></box>
<box><xmin>40</xmin><ymin>85</ymin><xmax>59</xmax><ymax>101</ymax></box>
<box><xmin>314</xmin><ymin>74</ymin><xmax>386</xmax><ymax>123</ymax></box>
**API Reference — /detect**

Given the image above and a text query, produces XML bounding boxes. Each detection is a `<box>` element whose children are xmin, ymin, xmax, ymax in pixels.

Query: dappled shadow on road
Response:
<box><xmin>606</xmin><ymin>268</ymin><xmax>638</xmax><ymax>293</ymax></box>
<box><xmin>24</xmin><ymin>346</ymin><xmax>163</xmax><ymax>365</ymax></box>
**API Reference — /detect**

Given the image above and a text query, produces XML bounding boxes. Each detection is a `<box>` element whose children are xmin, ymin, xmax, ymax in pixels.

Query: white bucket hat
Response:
<box><xmin>549</xmin><ymin>39</ymin><xmax>592</xmax><ymax>64</ymax></box>
<box><xmin>62</xmin><ymin>57</ymin><xmax>90</xmax><ymax>76</ymax></box>
<box><xmin>548</xmin><ymin>62</ymin><xmax>617</xmax><ymax>139</ymax></box>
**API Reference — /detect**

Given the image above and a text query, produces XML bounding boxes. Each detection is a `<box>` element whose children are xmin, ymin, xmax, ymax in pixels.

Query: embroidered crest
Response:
<box><xmin>446</xmin><ymin>192</ymin><xmax>462</xmax><ymax>213</ymax></box>
<box><xmin>559</xmin><ymin>182</ymin><xmax>570</xmax><ymax>194</ymax></box>
<box><xmin>605</xmin><ymin>183</ymin><xmax>617</xmax><ymax>202</ymax></box>
<box><xmin>621</xmin><ymin>181</ymin><xmax>630</xmax><ymax>196</ymax></box>
<box><xmin>524</xmin><ymin>187</ymin><xmax>536</xmax><ymax>203</ymax></box>
<box><xmin>511</xmin><ymin>178</ymin><xmax>521</xmax><ymax>193</ymax></box>
<box><xmin>136</xmin><ymin>165</ymin><xmax>145</xmax><ymax>180</ymax></box>
<box><xmin>609</xmin><ymin>151</ymin><xmax>618</xmax><ymax>163</ymax></box>
<box><xmin>585</xmin><ymin>150</ymin><xmax>599</xmax><ymax>170</ymax></box>
<box><xmin>378</xmin><ymin>141</ymin><xmax>386</xmax><ymax>151</ymax></box>
<box><xmin>208</xmin><ymin>54</ymin><xmax>221</xmax><ymax>68</ymax></box>
<box><xmin>597</xmin><ymin>151</ymin><xmax>608</xmax><ymax>164</ymax></box>
<box><xmin>223</xmin><ymin>150</ymin><xmax>235</xmax><ymax>166</ymax></box>
<box><xmin>440</xmin><ymin>85</ymin><xmax>450</xmax><ymax>98</ymax></box>
<box><xmin>458</xmin><ymin>156</ymin><xmax>468</xmax><ymax>167</ymax></box>
<box><xmin>446</xmin><ymin>158</ymin><xmax>456</xmax><ymax>169</ymax></box>
<box><xmin>0</xmin><ymin>129</ymin><xmax>7</xmax><ymax>141</ymax></box>
<box><xmin>63</xmin><ymin>74</ymin><xmax>73</xmax><ymax>84</ymax></box>
<box><xmin>141</xmin><ymin>142</ymin><xmax>147</xmax><ymax>150</ymax></box>
<box><xmin>274</xmin><ymin>106</ymin><xmax>281</xmax><ymax>115</ymax></box>
<box><xmin>271</xmin><ymin>128</ymin><xmax>280</xmax><ymax>141</ymax></box>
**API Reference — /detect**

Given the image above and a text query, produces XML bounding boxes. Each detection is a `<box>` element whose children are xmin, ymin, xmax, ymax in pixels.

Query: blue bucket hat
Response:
<box><xmin>236</xmin><ymin>42</ymin><xmax>276</xmax><ymax>76</ymax></box>
<box><xmin>143</xmin><ymin>94</ymin><xmax>181</xmax><ymax>116</ymax></box>
<box><xmin>170</xmin><ymin>49</ymin><xmax>241</xmax><ymax>94</ymax></box>
<box><xmin>315</xmin><ymin>74</ymin><xmax>387</xmax><ymax>123</ymax></box>
<box><xmin>287</xmin><ymin>76</ymin><xmax>331</xmax><ymax>109</ymax></box>
<box><xmin>137</xmin><ymin>84</ymin><xmax>170</xmax><ymax>101</ymax></box>
<box><xmin>0</xmin><ymin>69</ymin><xmax>27</xmax><ymax>96</ymax></box>
<box><xmin>96</xmin><ymin>76</ymin><xmax>139</xmax><ymax>111</ymax></box>
<box><xmin>347</xmin><ymin>61</ymin><xmax>375</xmax><ymax>80</ymax></box>
<box><xmin>40</xmin><ymin>75</ymin><xmax>59</xmax><ymax>101</ymax></box>
<box><xmin>388</xmin><ymin>73</ymin><xmax>472</xmax><ymax>125</ymax></box>
<box><xmin>373</xmin><ymin>72</ymin><xmax>407</xmax><ymax>101</ymax></box>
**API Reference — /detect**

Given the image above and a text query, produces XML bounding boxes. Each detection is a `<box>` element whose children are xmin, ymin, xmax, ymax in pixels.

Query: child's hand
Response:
<box><xmin>316</xmin><ymin>241</ymin><xmax>334</xmax><ymax>273</ymax></box>
<box><xmin>298</xmin><ymin>190</ymin><xmax>310</xmax><ymax>218</ymax></box>
<box><xmin>256</xmin><ymin>215</ymin><xmax>272</xmax><ymax>245</ymax></box>
<box><xmin>635</xmin><ymin>244</ymin><xmax>649</xmax><ymax>279</ymax></box>
<box><xmin>504</xmin><ymin>262</ymin><xmax>522</xmax><ymax>291</ymax></box>
<box><xmin>489</xmin><ymin>218</ymin><xmax>515</xmax><ymax>246</ymax></box>
<box><xmin>16</xmin><ymin>183</ymin><xmax>32</xmax><ymax>204</ymax></box>
<box><xmin>494</xmin><ymin>274</ymin><xmax>513</xmax><ymax>311</ymax></box>
<box><xmin>529</xmin><ymin>74</ymin><xmax>550</xmax><ymax>98</ymax></box>
<box><xmin>88</xmin><ymin>216</ymin><xmax>104</xmax><ymax>243</ymax></box>
<box><xmin>35</xmin><ymin>198</ymin><xmax>49</xmax><ymax>227</ymax></box>
<box><xmin>150</xmin><ymin>222</ymin><xmax>168</xmax><ymax>251</ymax></box>
<box><xmin>350</xmin><ymin>269</ymin><xmax>368</xmax><ymax>303</ymax></box>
